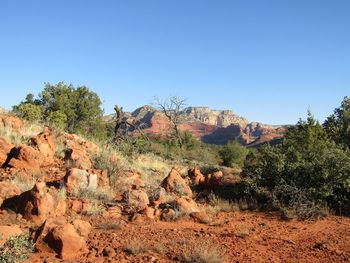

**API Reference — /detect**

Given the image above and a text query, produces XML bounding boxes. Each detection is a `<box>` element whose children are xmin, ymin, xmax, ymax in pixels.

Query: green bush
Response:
<box><xmin>243</xmin><ymin>112</ymin><xmax>350</xmax><ymax>217</ymax></box>
<box><xmin>14</xmin><ymin>103</ymin><xmax>43</xmax><ymax>121</ymax></box>
<box><xmin>47</xmin><ymin>110</ymin><xmax>67</xmax><ymax>130</ymax></box>
<box><xmin>324</xmin><ymin>96</ymin><xmax>350</xmax><ymax>148</ymax></box>
<box><xmin>0</xmin><ymin>234</ymin><xmax>35</xmax><ymax>263</ymax></box>
<box><xmin>13</xmin><ymin>82</ymin><xmax>107</xmax><ymax>140</ymax></box>
<box><xmin>219</xmin><ymin>140</ymin><xmax>249</xmax><ymax>168</ymax></box>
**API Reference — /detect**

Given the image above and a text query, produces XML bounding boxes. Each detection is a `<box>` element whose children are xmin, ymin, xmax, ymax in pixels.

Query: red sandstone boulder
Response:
<box><xmin>45</xmin><ymin>220</ymin><xmax>91</xmax><ymax>259</ymax></box>
<box><xmin>161</xmin><ymin>168</ymin><xmax>192</xmax><ymax>198</ymax></box>
<box><xmin>175</xmin><ymin>197</ymin><xmax>200</xmax><ymax>214</ymax></box>
<box><xmin>2</xmin><ymin>182</ymin><xmax>66</xmax><ymax>223</ymax></box>
<box><xmin>6</xmin><ymin>144</ymin><xmax>43</xmax><ymax>172</ymax></box>
<box><xmin>125</xmin><ymin>189</ymin><xmax>149</xmax><ymax>213</ymax></box>
<box><xmin>188</xmin><ymin>168</ymin><xmax>206</xmax><ymax>185</ymax></box>
<box><xmin>31</xmin><ymin>127</ymin><xmax>56</xmax><ymax>165</ymax></box>
<box><xmin>64</xmin><ymin>168</ymin><xmax>109</xmax><ymax>193</ymax></box>
<box><xmin>206</xmin><ymin>170</ymin><xmax>223</xmax><ymax>186</ymax></box>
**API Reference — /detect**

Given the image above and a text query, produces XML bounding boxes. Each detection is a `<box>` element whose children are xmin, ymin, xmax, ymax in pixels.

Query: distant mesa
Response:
<box><xmin>105</xmin><ymin>105</ymin><xmax>286</xmax><ymax>146</ymax></box>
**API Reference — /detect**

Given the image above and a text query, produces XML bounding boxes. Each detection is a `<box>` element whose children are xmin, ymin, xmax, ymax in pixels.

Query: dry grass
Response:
<box><xmin>0</xmin><ymin>119</ymin><xmax>43</xmax><ymax>146</ymax></box>
<box><xmin>71</xmin><ymin>186</ymin><xmax>114</xmax><ymax>203</ymax></box>
<box><xmin>208</xmin><ymin>193</ymin><xmax>239</xmax><ymax>213</ymax></box>
<box><xmin>182</xmin><ymin>241</ymin><xmax>226</xmax><ymax>263</ymax></box>
<box><xmin>83</xmin><ymin>201</ymin><xmax>104</xmax><ymax>216</ymax></box>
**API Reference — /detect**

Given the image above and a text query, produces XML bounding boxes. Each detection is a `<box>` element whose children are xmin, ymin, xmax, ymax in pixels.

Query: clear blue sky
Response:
<box><xmin>0</xmin><ymin>0</ymin><xmax>349</xmax><ymax>125</ymax></box>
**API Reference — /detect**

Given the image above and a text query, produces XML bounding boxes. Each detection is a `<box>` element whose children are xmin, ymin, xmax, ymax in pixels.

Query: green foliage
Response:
<box><xmin>243</xmin><ymin>112</ymin><xmax>350</xmax><ymax>217</ymax></box>
<box><xmin>324</xmin><ymin>96</ymin><xmax>350</xmax><ymax>148</ymax></box>
<box><xmin>219</xmin><ymin>140</ymin><xmax>249</xmax><ymax>168</ymax></box>
<box><xmin>0</xmin><ymin>234</ymin><xmax>35</xmax><ymax>263</ymax></box>
<box><xmin>47</xmin><ymin>110</ymin><xmax>67</xmax><ymax>130</ymax></box>
<box><xmin>13</xmin><ymin>82</ymin><xmax>107</xmax><ymax>140</ymax></box>
<box><xmin>145</xmin><ymin>133</ymin><xmax>220</xmax><ymax>165</ymax></box>
<box><xmin>14</xmin><ymin>103</ymin><xmax>43</xmax><ymax>121</ymax></box>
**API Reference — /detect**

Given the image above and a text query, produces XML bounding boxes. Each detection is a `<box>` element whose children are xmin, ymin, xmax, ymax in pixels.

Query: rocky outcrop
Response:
<box><xmin>161</xmin><ymin>168</ymin><xmax>193</xmax><ymax>198</ymax></box>
<box><xmin>2</xmin><ymin>182</ymin><xmax>66</xmax><ymax>223</ymax></box>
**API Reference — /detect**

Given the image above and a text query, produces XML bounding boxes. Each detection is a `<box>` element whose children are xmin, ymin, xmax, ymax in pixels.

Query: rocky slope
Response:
<box><xmin>0</xmin><ymin>113</ymin><xmax>348</xmax><ymax>262</ymax></box>
<box><xmin>106</xmin><ymin>105</ymin><xmax>285</xmax><ymax>146</ymax></box>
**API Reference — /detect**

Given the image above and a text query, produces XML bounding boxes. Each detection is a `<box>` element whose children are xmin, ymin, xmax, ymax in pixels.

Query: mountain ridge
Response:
<box><xmin>105</xmin><ymin>105</ymin><xmax>285</xmax><ymax>146</ymax></box>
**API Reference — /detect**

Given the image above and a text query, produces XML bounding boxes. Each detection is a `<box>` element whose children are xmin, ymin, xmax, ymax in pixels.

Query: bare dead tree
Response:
<box><xmin>114</xmin><ymin>105</ymin><xmax>124</xmax><ymax>143</ymax></box>
<box><xmin>153</xmin><ymin>96</ymin><xmax>187</xmax><ymax>148</ymax></box>
<box><xmin>113</xmin><ymin>104</ymin><xmax>150</xmax><ymax>149</ymax></box>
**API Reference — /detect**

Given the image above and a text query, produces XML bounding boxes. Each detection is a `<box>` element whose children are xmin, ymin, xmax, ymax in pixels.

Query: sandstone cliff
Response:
<box><xmin>105</xmin><ymin>105</ymin><xmax>285</xmax><ymax>146</ymax></box>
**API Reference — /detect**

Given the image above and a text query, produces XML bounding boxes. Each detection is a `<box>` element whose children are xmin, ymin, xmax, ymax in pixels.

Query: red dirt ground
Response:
<box><xmin>28</xmin><ymin>211</ymin><xmax>350</xmax><ymax>263</ymax></box>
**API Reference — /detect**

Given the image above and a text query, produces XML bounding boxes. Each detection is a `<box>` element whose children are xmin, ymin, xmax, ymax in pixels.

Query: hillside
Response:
<box><xmin>105</xmin><ymin>105</ymin><xmax>285</xmax><ymax>146</ymax></box>
<box><xmin>0</xmin><ymin>112</ymin><xmax>349</xmax><ymax>262</ymax></box>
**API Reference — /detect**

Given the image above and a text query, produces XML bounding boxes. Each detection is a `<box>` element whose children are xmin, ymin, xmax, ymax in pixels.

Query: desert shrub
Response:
<box><xmin>47</xmin><ymin>110</ymin><xmax>67</xmax><ymax>130</ymax></box>
<box><xmin>124</xmin><ymin>239</ymin><xmax>167</xmax><ymax>256</ymax></box>
<box><xmin>219</xmin><ymin>140</ymin><xmax>249</xmax><ymax>168</ymax></box>
<box><xmin>208</xmin><ymin>193</ymin><xmax>239</xmax><ymax>212</ymax></box>
<box><xmin>83</xmin><ymin>201</ymin><xmax>104</xmax><ymax>216</ymax></box>
<box><xmin>324</xmin><ymin>96</ymin><xmax>350</xmax><ymax>148</ymax></box>
<box><xmin>71</xmin><ymin>186</ymin><xmax>114</xmax><ymax>203</ymax></box>
<box><xmin>92</xmin><ymin>146</ymin><xmax>126</xmax><ymax>185</ymax></box>
<box><xmin>243</xmin><ymin>112</ymin><xmax>350</xmax><ymax>217</ymax></box>
<box><xmin>13</xmin><ymin>103</ymin><xmax>43</xmax><ymax>122</ymax></box>
<box><xmin>182</xmin><ymin>241</ymin><xmax>225</xmax><ymax>263</ymax></box>
<box><xmin>13</xmin><ymin>82</ymin><xmax>108</xmax><ymax>140</ymax></box>
<box><xmin>0</xmin><ymin>234</ymin><xmax>35</xmax><ymax>263</ymax></box>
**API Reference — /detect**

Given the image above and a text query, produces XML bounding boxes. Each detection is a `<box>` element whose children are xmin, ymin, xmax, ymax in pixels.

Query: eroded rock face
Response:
<box><xmin>0</xmin><ymin>225</ymin><xmax>22</xmax><ymax>246</ymax></box>
<box><xmin>31</xmin><ymin>127</ymin><xmax>56</xmax><ymax>166</ymax></box>
<box><xmin>109</xmin><ymin>105</ymin><xmax>285</xmax><ymax>146</ymax></box>
<box><xmin>161</xmin><ymin>168</ymin><xmax>192</xmax><ymax>198</ymax></box>
<box><xmin>45</xmin><ymin>220</ymin><xmax>91</xmax><ymax>259</ymax></box>
<box><xmin>0</xmin><ymin>182</ymin><xmax>21</xmax><ymax>207</ymax></box>
<box><xmin>5</xmin><ymin>144</ymin><xmax>43</xmax><ymax>172</ymax></box>
<box><xmin>2</xmin><ymin>182</ymin><xmax>66</xmax><ymax>223</ymax></box>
